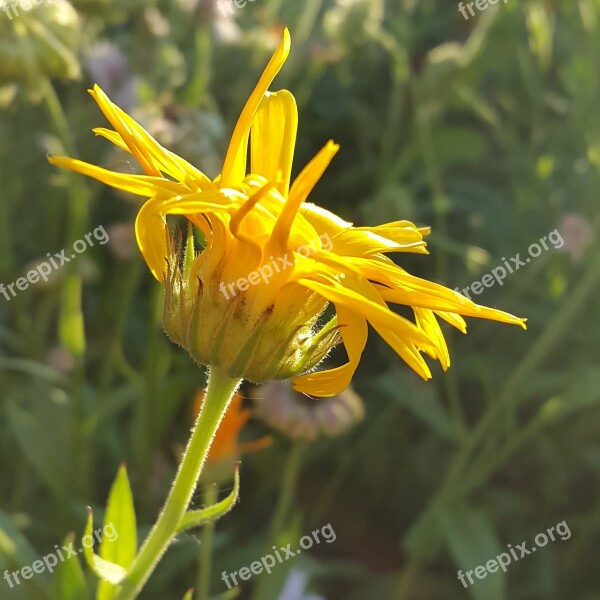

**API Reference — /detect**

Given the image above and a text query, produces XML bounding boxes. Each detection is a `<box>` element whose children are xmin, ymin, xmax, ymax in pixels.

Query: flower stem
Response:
<box><xmin>115</xmin><ymin>367</ymin><xmax>241</xmax><ymax>600</ymax></box>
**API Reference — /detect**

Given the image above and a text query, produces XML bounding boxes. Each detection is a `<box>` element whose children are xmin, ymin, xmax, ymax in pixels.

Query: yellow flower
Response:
<box><xmin>49</xmin><ymin>29</ymin><xmax>525</xmax><ymax>398</ymax></box>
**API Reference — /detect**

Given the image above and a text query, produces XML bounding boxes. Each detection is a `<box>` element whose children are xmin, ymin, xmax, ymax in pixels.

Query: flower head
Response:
<box><xmin>49</xmin><ymin>29</ymin><xmax>525</xmax><ymax>397</ymax></box>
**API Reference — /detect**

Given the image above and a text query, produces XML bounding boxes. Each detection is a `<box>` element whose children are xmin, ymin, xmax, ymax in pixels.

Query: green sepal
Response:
<box><xmin>184</xmin><ymin>222</ymin><xmax>196</xmax><ymax>275</ymax></box>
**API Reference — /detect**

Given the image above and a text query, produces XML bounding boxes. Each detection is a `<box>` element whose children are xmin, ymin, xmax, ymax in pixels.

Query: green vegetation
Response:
<box><xmin>1</xmin><ymin>0</ymin><xmax>599</xmax><ymax>598</ymax></box>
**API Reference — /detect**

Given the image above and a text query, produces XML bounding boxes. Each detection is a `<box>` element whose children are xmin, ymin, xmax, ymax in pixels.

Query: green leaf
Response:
<box><xmin>182</xmin><ymin>589</ymin><xmax>194</xmax><ymax>600</ymax></box>
<box><xmin>100</xmin><ymin>464</ymin><xmax>137</xmax><ymax>567</ymax></box>
<box><xmin>177</xmin><ymin>464</ymin><xmax>240</xmax><ymax>533</ymax></box>
<box><xmin>0</xmin><ymin>511</ymin><xmax>52</xmax><ymax>596</ymax></box>
<box><xmin>82</xmin><ymin>508</ymin><xmax>127</xmax><ymax>586</ymax></box>
<box><xmin>0</xmin><ymin>357</ymin><xmax>65</xmax><ymax>383</ymax></box>
<box><xmin>6</xmin><ymin>392</ymin><xmax>72</xmax><ymax>502</ymax></box>
<box><xmin>436</xmin><ymin>502</ymin><xmax>506</xmax><ymax>600</ymax></box>
<box><xmin>97</xmin><ymin>464</ymin><xmax>137</xmax><ymax>600</ymax></box>
<box><xmin>51</xmin><ymin>533</ymin><xmax>88</xmax><ymax>600</ymax></box>
<box><xmin>0</xmin><ymin>511</ymin><xmax>40</xmax><ymax>568</ymax></box>
<box><xmin>403</xmin><ymin>506</ymin><xmax>442</xmax><ymax>560</ymax></box>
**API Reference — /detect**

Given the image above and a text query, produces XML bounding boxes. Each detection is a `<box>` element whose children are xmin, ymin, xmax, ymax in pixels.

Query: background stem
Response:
<box><xmin>197</xmin><ymin>483</ymin><xmax>219</xmax><ymax>600</ymax></box>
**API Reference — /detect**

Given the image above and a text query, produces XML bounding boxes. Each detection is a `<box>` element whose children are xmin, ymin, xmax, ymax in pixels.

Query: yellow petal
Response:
<box><xmin>230</xmin><ymin>182</ymin><xmax>280</xmax><ymax>262</ymax></box>
<box><xmin>250</xmin><ymin>90</ymin><xmax>298</xmax><ymax>197</ymax></box>
<box><xmin>329</xmin><ymin>228</ymin><xmax>427</xmax><ymax>257</ymax></box>
<box><xmin>435</xmin><ymin>310</ymin><xmax>467</xmax><ymax>333</ymax></box>
<box><xmin>135</xmin><ymin>193</ymin><xmax>233</xmax><ymax>280</ymax></box>
<box><xmin>414</xmin><ymin>308</ymin><xmax>450</xmax><ymax>370</ymax></box>
<box><xmin>270</xmin><ymin>140</ymin><xmax>340</xmax><ymax>251</ymax></box>
<box><xmin>221</xmin><ymin>29</ymin><xmax>291</xmax><ymax>187</ymax></box>
<box><xmin>371</xmin><ymin>324</ymin><xmax>432</xmax><ymax>380</ymax></box>
<box><xmin>297</xmin><ymin>276</ymin><xmax>434</xmax><ymax>349</ymax></box>
<box><xmin>93</xmin><ymin>126</ymin><xmax>211</xmax><ymax>192</ymax></box>
<box><xmin>47</xmin><ymin>155</ymin><xmax>184</xmax><ymax>198</ymax></box>
<box><xmin>89</xmin><ymin>85</ymin><xmax>161</xmax><ymax>177</ymax></box>
<box><xmin>135</xmin><ymin>197</ymin><xmax>170</xmax><ymax>281</ymax></box>
<box><xmin>357</xmin><ymin>259</ymin><xmax>527</xmax><ymax>329</ymax></box>
<box><xmin>353</xmin><ymin>221</ymin><xmax>429</xmax><ymax>252</ymax></box>
<box><xmin>293</xmin><ymin>305</ymin><xmax>367</xmax><ymax>397</ymax></box>
<box><xmin>93</xmin><ymin>127</ymin><xmax>129</xmax><ymax>152</ymax></box>
<box><xmin>90</xmin><ymin>95</ymin><xmax>213</xmax><ymax>190</ymax></box>
<box><xmin>299</xmin><ymin>202</ymin><xmax>352</xmax><ymax>238</ymax></box>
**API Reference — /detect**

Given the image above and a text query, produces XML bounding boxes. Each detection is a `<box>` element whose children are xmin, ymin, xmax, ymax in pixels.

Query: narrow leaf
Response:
<box><xmin>50</xmin><ymin>532</ymin><xmax>88</xmax><ymax>600</ymax></box>
<box><xmin>0</xmin><ymin>511</ymin><xmax>53</xmax><ymax>595</ymax></box>
<box><xmin>101</xmin><ymin>464</ymin><xmax>137</xmax><ymax>566</ymax></box>
<box><xmin>97</xmin><ymin>465</ymin><xmax>137</xmax><ymax>600</ymax></box>
<box><xmin>437</xmin><ymin>502</ymin><xmax>506</xmax><ymax>600</ymax></box>
<box><xmin>82</xmin><ymin>508</ymin><xmax>127</xmax><ymax>586</ymax></box>
<box><xmin>177</xmin><ymin>464</ymin><xmax>240</xmax><ymax>533</ymax></box>
<box><xmin>0</xmin><ymin>511</ymin><xmax>40</xmax><ymax>568</ymax></box>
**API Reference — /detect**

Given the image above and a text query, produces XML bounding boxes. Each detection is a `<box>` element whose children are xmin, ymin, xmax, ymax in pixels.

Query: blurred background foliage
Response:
<box><xmin>1</xmin><ymin>0</ymin><xmax>600</xmax><ymax>598</ymax></box>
